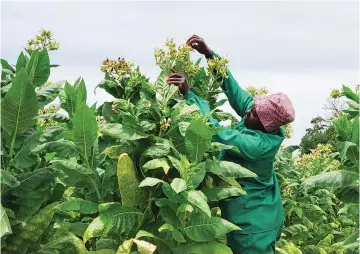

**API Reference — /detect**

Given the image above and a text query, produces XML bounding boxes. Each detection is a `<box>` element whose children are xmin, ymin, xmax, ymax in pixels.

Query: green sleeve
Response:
<box><xmin>212</xmin><ymin>52</ymin><xmax>254</xmax><ymax>118</ymax></box>
<box><xmin>184</xmin><ymin>91</ymin><xmax>263</xmax><ymax>161</ymax></box>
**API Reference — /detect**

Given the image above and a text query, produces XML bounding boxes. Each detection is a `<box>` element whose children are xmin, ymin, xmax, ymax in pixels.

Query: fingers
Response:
<box><xmin>167</xmin><ymin>78</ymin><xmax>184</xmax><ymax>84</ymax></box>
<box><xmin>186</xmin><ymin>35</ymin><xmax>201</xmax><ymax>44</ymax></box>
<box><xmin>168</xmin><ymin>73</ymin><xmax>183</xmax><ymax>79</ymax></box>
<box><xmin>187</xmin><ymin>38</ymin><xmax>203</xmax><ymax>49</ymax></box>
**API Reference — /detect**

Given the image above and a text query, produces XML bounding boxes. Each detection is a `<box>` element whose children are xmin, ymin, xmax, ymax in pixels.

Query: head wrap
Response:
<box><xmin>254</xmin><ymin>92</ymin><xmax>295</xmax><ymax>132</ymax></box>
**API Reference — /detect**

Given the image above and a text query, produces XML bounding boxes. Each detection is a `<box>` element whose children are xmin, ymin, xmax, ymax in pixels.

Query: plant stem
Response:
<box><xmin>6</xmin><ymin>134</ymin><xmax>17</xmax><ymax>172</ymax></box>
<box><xmin>87</xmin><ymin>175</ymin><xmax>102</xmax><ymax>202</ymax></box>
<box><xmin>85</xmin><ymin>156</ymin><xmax>102</xmax><ymax>202</ymax></box>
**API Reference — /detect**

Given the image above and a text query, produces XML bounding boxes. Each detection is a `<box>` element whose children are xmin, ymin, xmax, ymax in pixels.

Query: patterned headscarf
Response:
<box><xmin>254</xmin><ymin>92</ymin><xmax>295</xmax><ymax>132</ymax></box>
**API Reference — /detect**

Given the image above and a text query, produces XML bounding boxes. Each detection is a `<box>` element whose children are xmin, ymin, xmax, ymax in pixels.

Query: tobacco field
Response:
<box><xmin>1</xmin><ymin>30</ymin><xmax>359</xmax><ymax>254</ymax></box>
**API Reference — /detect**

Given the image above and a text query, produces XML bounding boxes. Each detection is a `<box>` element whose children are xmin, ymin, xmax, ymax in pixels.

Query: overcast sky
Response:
<box><xmin>2</xmin><ymin>1</ymin><xmax>359</xmax><ymax>145</ymax></box>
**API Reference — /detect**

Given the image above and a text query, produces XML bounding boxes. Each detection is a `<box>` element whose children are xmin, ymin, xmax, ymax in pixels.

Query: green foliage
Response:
<box><xmin>300</xmin><ymin>117</ymin><xmax>337</xmax><ymax>154</ymax></box>
<box><xmin>2</xmin><ymin>30</ymin><xmax>358</xmax><ymax>254</ymax></box>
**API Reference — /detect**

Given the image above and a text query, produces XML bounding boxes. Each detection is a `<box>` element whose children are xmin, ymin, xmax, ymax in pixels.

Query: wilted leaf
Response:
<box><xmin>139</xmin><ymin>177</ymin><xmax>164</xmax><ymax>187</ymax></box>
<box><xmin>142</xmin><ymin>158</ymin><xmax>170</xmax><ymax>174</ymax></box>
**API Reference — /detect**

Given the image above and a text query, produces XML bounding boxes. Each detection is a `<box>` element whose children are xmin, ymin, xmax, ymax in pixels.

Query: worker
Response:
<box><xmin>167</xmin><ymin>35</ymin><xmax>295</xmax><ymax>254</ymax></box>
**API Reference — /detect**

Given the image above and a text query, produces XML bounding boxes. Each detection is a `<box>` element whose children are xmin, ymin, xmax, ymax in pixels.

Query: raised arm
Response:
<box><xmin>167</xmin><ymin>70</ymin><xmax>262</xmax><ymax>161</ymax></box>
<box><xmin>183</xmin><ymin>91</ymin><xmax>262</xmax><ymax>161</ymax></box>
<box><xmin>186</xmin><ymin>35</ymin><xmax>253</xmax><ymax>117</ymax></box>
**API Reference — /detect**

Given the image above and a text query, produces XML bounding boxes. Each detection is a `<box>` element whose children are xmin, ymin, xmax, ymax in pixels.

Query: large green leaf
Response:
<box><xmin>283</xmin><ymin>224</ymin><xmax>308</xmax><ymax>237</ymax></box>
<box><xmin>96</xmin><ymin>238</ymin><xmax>118</xmax><ymax>251</ymax></box>
<box><xmin>333</xmin><ymin>114</ymin><xmax>352</xmax><ymax>142</ymax></box>
<box><xmin>301</xmin><ymin>245</ymin><xmax>327</xmax><ymax>254</ymax></box>
<box><xmin>0</xmin><ymin>203</ymin><xmax>12</xmax><ymax>238</ymax></box>
<box><xmin>154</xmin><ymin>70</ymin><xmax>178</xmax><ymax>106</ymax></box>
<box><xmin>121</xmin><ymin>115</ymin><xmax>148</xmax><ymax>140</ymax></box>
<box><xmin>184</xmin><ymin>212</ymin><xmax>240</xmax><ymax>242</ymax></box>
<box><xmin>36</xmin><ymin>80</ymin><xmax>65</xmax><ymax>108</ymax></box>
<box><xmin>337</xmin><ymin>141</ymin><xmax>359</xmax><ymax>167</ymax></box>
<box><xmin>276</xmin><ymin>241</ymin><xmax>302</xmax><ymax>254</ymax></box>
<box><xmin>202</xmin><ymin>187</ymin><xmax>246</xmax><ymax>201</ymax></box>
<box><xmin>83</xmin><ymin>203</ymin><xmax>143</xmax><ymax>243</ymax></box>
<box><xmin>135</xmin><ymin>230</ymin><xmax>172</xmax><ymax>254</ymax></box>
<box><xmin>155</xmin><ymin>199</ymin><xmax>182</xmax><ymax>226</ymax></box>
<box><xmin>15</xmin><ymin>52</ymin><xmax>27</xmax><ymax>71</ymax></box>
<box><xmin>74</xmin><ymin>77</ymin><xmax>87</xmax><ymax>106</ymax></box>
<box><xmin>1</xmin><ymin>68</ymin><xmax>38</xmax><ymax>137</ymax></box>
<box><xmin>162</xmin><ymin>183</ymin><xmax>182</xmax><ymax>203</ymax></box>
<box><xmin>342</xmin><ymin>85</ymin><xmax>359</xmax><ymax>103</ymax></box>
<box><xmin>52</xmin><ymin>159</ymin><xmax>93</xmax><ymax>174</ymax></box>
<box><xmin>51</xmin><ymin>160</ymin><xmax>97</xmax><ymax>189</ymax></box>
<box><xmin>352</xmin><ymin>116</ymin><xmax>359</xmax><ymax>146</ymax></box>
<box><xmin>31</xmin><ymin>139</ymin><xmax>77</xmax><ymax>158</ymax></box>
<box><xmin>0</xmin><ymin>169</ymin><xmax>20</xmax><ymax>187</ymax></box>
<box><xmin>100</xmin><ymin>122</ymin><xmax>147</xmax><ymax>141</ymax></box>
<box><xmin>3</xmin><ymin>202</ymin><xmax>58</xmax><ymax>253</ymax></box>
<box><xmin>207</xmin><ymin>160</ymin><xmax>257</xmax><ymax>178</ymax></box>
<box><xmin>185</xmin><ymin>120</ymin><xmax>212</xmax><ymax>162</ymax></box>
<box><xmin>170</xmin><ymin>178</ymin><xmax>187</xmax><ymax>193</ymax></box>
<box><xmin>158</xmin><ymin>223</ymin><xmax>186</xmax><ymax>243</ymax></box>
<box><xmin>171</xmin><ymin>102</ymin><xmax>199</xmax><ymax>122</ymax></box>
<box><xmin>26</xmin><ymin>49</ymin><xmax>50</xmax><ymax>87</ymax></box>
<box><xmin>12</xmin><ymin>130</ymin><xmax>40</xmax><ymax>169</ymax></box>
<box><xmin>335</xmin><ymin>184</ymin><xmax>359</xmax><ymax>203</ymax></box>
<box><xmin>11</xmin><ymin>168</ymin><xmax>54</xmax><ymax>220</ymax></box>
<box><xmin>56</xmin><ymin>198</ymin><xmax>98</xmax><ymax>214</ymax></box>
<box><xmin>143</xmin><ymin>141</ymin><xmax>172</xmax><ymax>158</ymax></box>
<box><xmin>185</xmin><ymin>164</ymin><xmax>206</xmax><ymax>189</ymax></box>
<box><xmin>38</xmin><ymin>126</ymin><xmax>64</xmax><ymax>142</ymax></box>
<box><xmin>72</xmin><ymin>103</ymin><xmax>99</xmax><ymax>160</ymax></box>
<box><xmin>37</xmin><ymin>232</ymin><xmax>87</xmax><ymax>254</ymax></box>
<box><xmin>1</xmin><ymin>58</ymin><xmax>15</xmax><ymax>81</ymax></box>
<box><xmin>180</xmin><ymin>190</ymin><xmax>211</xmax><ymax>217</ymax></box>
<box><xmin>175</xmin><ymin>242</ymin><xmax>232</xmax><ymax>254</ymax></box>
<box><xmin>303</xmin><ymin>170</ymin><xmax>358</xmax><ymax>190</ymax></box>
<box><xmin>209</xmin><ymin>142</ymin><xmax>239</xmax><ymax>153</ymax></box>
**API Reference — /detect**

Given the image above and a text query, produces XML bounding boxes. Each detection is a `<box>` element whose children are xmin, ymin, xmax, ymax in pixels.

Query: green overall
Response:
<box><xmin>184</xmin><ymin>53</ymin><xmax>285</xmax><ymax>254</ymax></box>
